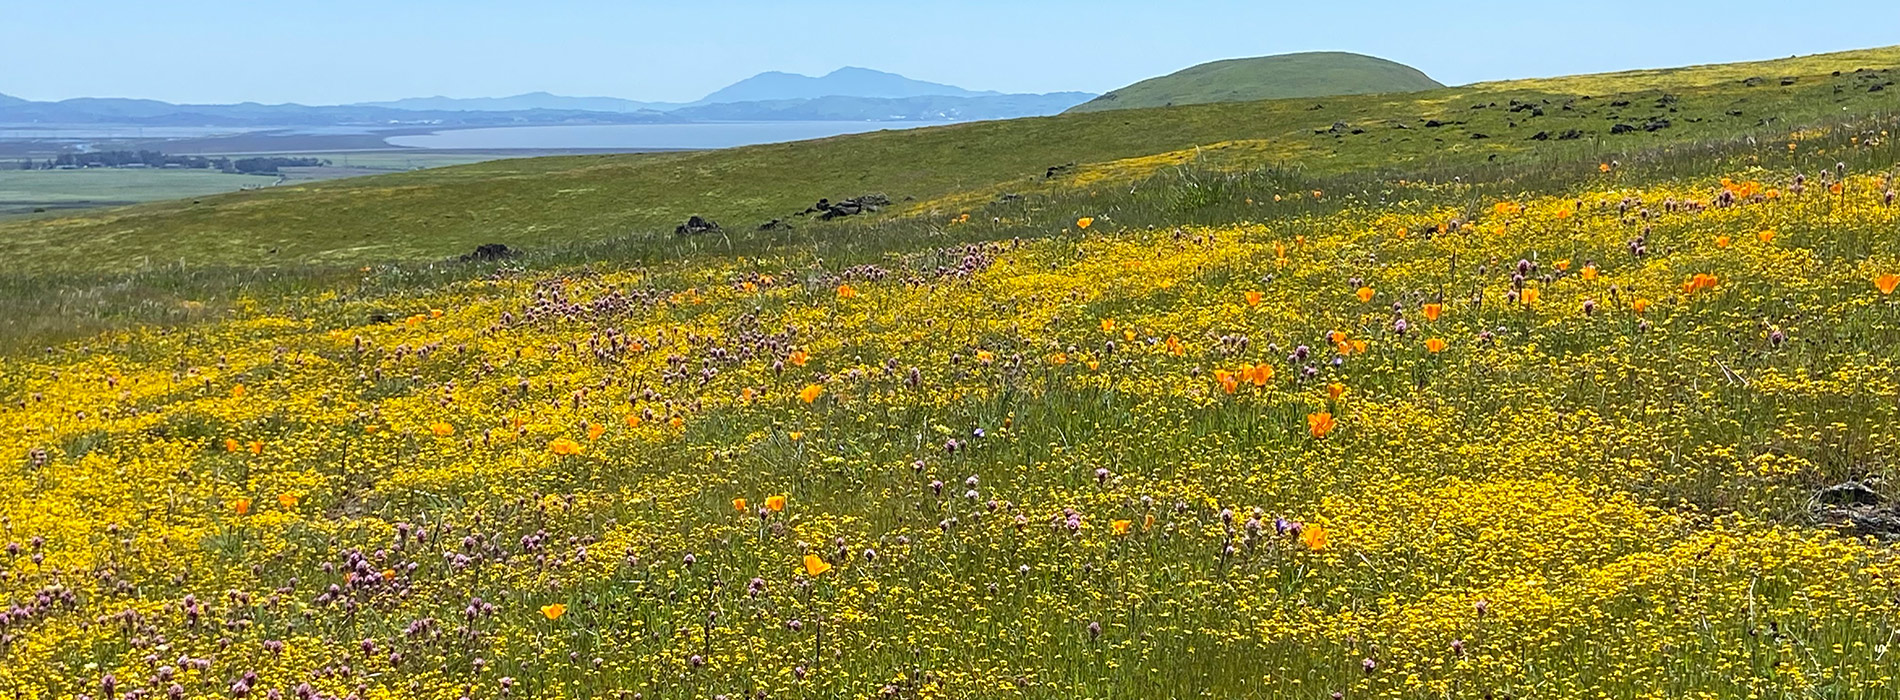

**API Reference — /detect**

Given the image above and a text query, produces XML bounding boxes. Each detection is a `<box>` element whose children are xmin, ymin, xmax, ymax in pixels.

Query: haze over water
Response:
<box><xmin>386</xmin><ymin>121</ymin><xmax>951</xmax><ymax>150</ymax></box>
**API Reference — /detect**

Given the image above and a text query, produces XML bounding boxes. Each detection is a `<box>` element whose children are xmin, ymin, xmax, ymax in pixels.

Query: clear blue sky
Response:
<box><xmin>7</xmin><ymin>0</ymin><xmax>1893</xmax><ymax>104</ymax></box>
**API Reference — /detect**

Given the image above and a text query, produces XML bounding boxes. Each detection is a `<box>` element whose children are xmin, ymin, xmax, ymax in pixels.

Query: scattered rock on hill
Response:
<box><xmin>1812</xmin><ymin>480</ymin><xmax>1900</xmax><ymax>539</ymax></box>
<box><xmin>1557</xmin><ymin>129</ymin><xmax>1583</xmax><ymax>140</ymax></box>
<box><xmin>1781</xmin><ymin>76</ymin><xmax>1797</xmax><ymax>86</ymax></box>
<box><xmin>1643</xmin><ymin>118</ymin><xmax>1671</xmax><ymax>132</ymax></box>
<box><xmin>675</xmin><ymin>216</ymin><xmax>723</xmax><ymax>236</ymax></box>
<box><xmin>460</xmin><ymin>243</ymin><xmax>517</xmax><ymax>262</ymax></box>
<box><xmin>758</xmin><ymin>218</ymin><xmax>793</xmax><ymax>232</ymax></box>
<box><xmin>1743</xmin><ymin>76</ymin><xmax>1766</xmax><ymax>87</ymax></box>
<box><xmin>803</xmin><ymin>194</ymin><xmax>891</xmax><ymax>221</ymax></box>
<box><xmin>1818</xmin><ymin>481</ymin><xmax>1882</xmax><ymax>507</ymax></box>
<box><xmin>1610</xmin><ymin>123</ymin><xmax>1636</xmax><ymax>135</ymax></box>
<box><xmin>1044</xmin><ymin>163</ymin><xmax>1075</xmax><ymax>179</ymax></box>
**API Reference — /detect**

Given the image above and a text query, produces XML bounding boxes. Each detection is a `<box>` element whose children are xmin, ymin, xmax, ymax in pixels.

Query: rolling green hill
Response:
<box><xmin>1066</xmin><ymin>52</ymin><xmax>1444</xmax><ymax>113</ymax></box>
<box><xmin>5</xmin><ymin>46</ymin><xmax>1898</xmax><ymax>279</ymax></box>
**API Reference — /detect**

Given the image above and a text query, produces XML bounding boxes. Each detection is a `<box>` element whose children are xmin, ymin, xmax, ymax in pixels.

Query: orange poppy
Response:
<box><xmin>1111</xmin><ymin>519</ymin><xmax>1132</xmax><ymax>536</ymax></box>
<box><xmin>247</xmin><ymin>441</ymin><xmax>264</xmax><ymax>455</ymax></box>
<box><xmin>1245</xmin><ymin>290</ymin><xmax>1263</xmax><ymax>308</ymax></box>
<box><xmin>802</xmin><ymin>554</ymin><xmax>831</xmax><ymax>576</ymax></box>
<box><xmin>1422</xmin><ymin>303</ymin><xmax>1443</xmax><ymax>321</ymax></box>
<box><xmin>1328</xmin><ymin>382</ymin><xmax>1347</xmax><ymax>401</ymax></box>
<box><xmin>836</xmin><ymin>284</ymin><xmax>859</xmax><ymax>299</ymax></box>
<box><xmin>230</xmin><ymin>384</ymin><xmax>247</xmax><ymax>399</ymax></box>
<box><xmin>1424</xmin><ymin>338</ymin><xmax>1448</xmax><ymax>353</ymax></box>
<box><xmin>1300</xmin><ymin>523</ymin><xmax>1329</xmax><ymax>550</ymax></box>
<box><xmin>669</xmin><ymin>416</ymin><xmax>684</xmax><ymax>429</ymax></box>
<box><xmin>429</xmin><ymin>421</ymin><xmax>455</xmax><ymax>437</ymax></box>
<box><xmin>733</xmin><ymin>497</ymin><xmax>748</xmax><ymax>512</ymax></box>
<box><xmin>788</xmin><ymin>350</ymin><xmax>810</xmax><ymax>366</ymax></box>
<box><xmin>1580</xmin><ymin>265</ymin><xmax>1598</xmax><ymax>281</ymax></box>
<box><xmin>976</xmin><ymin>350</ymin><xmax>996</xmax><ymax>364</ymax></box>
<box><xmin>1307</xmin><ymin>411</ymin><xmax>1336</xmax><ymax>438</ymax></box>
<box><xmin>1715</xmin><ymin>235</ymin><xmax>1731</xmax><ymax>248</ymax></box>
<box><xmin>232</xmin><ymin>498</ymin><xmax>252</xmax><ymax>516</ymax></box>
<box><xmin>541</xmin><ymin>603</ymin><xmax>566</xmax><ymax>620</ymax></box>
<box><xmin>1632</xmin><ymin>298</ymin><xmax>1652</xmax><ymax>313</ymax></box>
<box><xmin>1757</xmin><ymin>230</ymin><xmax>1775</xmax><ymax>244</ymax></box>
<box><xmin>766</xmin><ymin>495</ymin><xmax>787</xmax><ymax>512</ymax></box>
<box><xmin>587</xmin><ymin>423</ymin><xmax>606</xmax><ymax>441</ymax></box>
<box><xmin>1076</xmin><ymin>217</ymin><xmax>1094</xmax><ymax>229</ymax></box>
<box><xmin>224</xmin><ymin>438</ymin><xmax>240</xmax><ymax>453</ymax></box>
<box><xmin>548</xmin><ymin>438</ymin><xmax>582</xmax><ymax>456</ymax></box>
<box><xmin>1244</xmin><ymin>364</ymin><xmax>1275</xmax><ymax>386</ymax></box>
<box><xmin>1521</xmin><ymin>288</ymin><xmax>1540</xmax><ymax>305</ymax></box>
<box><xmin>740</xmin><ymin>387</ymin><xmax>756</xmax><ymax>403</ymax></box>
<box><xmin>1165</xmin><ymin>336</ymin><xmax>1186</xmax><ymax>357</ymax></box>
<box><xmin>1215</xmin><ymin>370</ymin><xmax>1239</xmax><ymax>394</ymax></box>
<box><xmin>1554</xmin><ymin>260</ymin><xmax>1571</xmax><ymax>272</ymax></box>
<box><xmin>625</xmin><ymin>414</ymin><xmax>643</xmax><ymax>428</ymax></box>
<box><xmin>1876</xmin><ymin>274</ymin><xmax>1900</xmax><ymax>295</ymax></box>
<box><xmin>798</xmin><ymin>384</ymin><xmax>825</xmax><ymax>403</ymax></box>
<box><xmin>1598</xmin><ymin>162</ymin><xmax>1612</xmax><ymax>173</ymax></box>
<box><xmin>1101</xmin><ymin>318</ymin><xmax>1116</xmax><ymax>332</ymax></box>
<box><xmin>278</xmin><ymin>493</ymin><xmax>299</xmax><ymax>509</ymax></box>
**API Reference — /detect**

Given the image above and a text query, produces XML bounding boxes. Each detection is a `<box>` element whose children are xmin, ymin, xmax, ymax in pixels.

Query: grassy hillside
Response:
<box><xmin>1067</xmin><ymin>51</ymin><xmax>1443</xmax><ymax>113</ymax></box>
<box><xmin>7</xmin><ymin>120</ymin><xmax>1900</xmax><ymax>697</ymax></box>
<box><xmin>2</xmin><ymin>47</ymin><xmax>1897</xmax><ymax>279</ymax></box>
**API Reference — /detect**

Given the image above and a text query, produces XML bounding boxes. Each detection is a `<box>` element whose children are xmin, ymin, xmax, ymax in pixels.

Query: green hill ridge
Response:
<box><xmin>1066</xmin><ymin>51</ymin><xmax>1444</xmax><ymax>113</ymax></box>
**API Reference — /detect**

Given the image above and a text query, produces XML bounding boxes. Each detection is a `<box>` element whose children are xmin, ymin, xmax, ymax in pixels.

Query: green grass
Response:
<box><xmin>5</xmin><ymin>47</ymin><xmax>1898</xmax><ymax>277</ymax></box>
<box><xmin>1066</xmin><ymin>51</ymin><xmax>1444</xmax><ymax>113</ymax></box>
<box><xmin>0</xmin><ymin>168</ymin><xmax>276</xmax><ymax>214</ymax></box>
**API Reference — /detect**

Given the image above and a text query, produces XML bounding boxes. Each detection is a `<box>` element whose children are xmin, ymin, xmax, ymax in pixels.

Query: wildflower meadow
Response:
<box><xmin>8</xmin><ymin>65</ymin><xmax>1900</xmax><ymax>700</ymax></box>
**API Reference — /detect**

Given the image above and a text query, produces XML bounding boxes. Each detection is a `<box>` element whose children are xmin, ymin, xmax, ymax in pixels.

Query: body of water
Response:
<box><xmin>385</xmin><ymin>120</ymin><xmax>953</xmax><ymax>150</ymax></box>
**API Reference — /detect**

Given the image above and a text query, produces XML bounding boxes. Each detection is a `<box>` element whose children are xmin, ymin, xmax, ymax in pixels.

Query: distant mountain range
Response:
<box><xmin>0</xmin><ymin>97</ymin><xmax>676</xmax><ymax>127</ymax></box>
<box><xmin>354</xmin><ymin>68</ymin><xmax>1010</xmax><ymax>113</ymax></box>
<box><xmin>670</xmin><ymin>93</ymin><xmax>1095</xmax><ymax>122</ymax></box>
<box><xmin>0</xmin><ymin>68</ymin><xmax>1092</xmax><ymax>127</ymax></box>
<box><xmin>695</xmin><ymin>67</ymin><xmax>999</xmax><ymax>103</ymax></box>
<box><xmin>353</xmin><ymin>92</ymin><xmax>673</xmax><ymax>113</ymax></box>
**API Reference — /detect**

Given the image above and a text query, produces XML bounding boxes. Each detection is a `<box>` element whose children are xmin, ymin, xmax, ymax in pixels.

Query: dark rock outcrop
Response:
<box><xmin>460</xmin><ymin>243</ymin><xmax>516</xmax><ymax>262</ymax></box>
<box><xmin>675</xmin><ymin>216</ymin><xmax>723</xmax><ymax>236</ymax></box>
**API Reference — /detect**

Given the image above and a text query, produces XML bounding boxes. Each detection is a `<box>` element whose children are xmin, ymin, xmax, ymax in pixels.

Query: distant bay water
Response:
<box><xmin>384</xmin><ymin>120</ymin><xmax>954</xmax><ymax>151</ymax></box>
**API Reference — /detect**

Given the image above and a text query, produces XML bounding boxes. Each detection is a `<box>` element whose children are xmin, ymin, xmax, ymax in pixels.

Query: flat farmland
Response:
<box><xmin>0</xmin><ymin>168</ymin><xmax>278</xmax><ymax>216</ymax></box>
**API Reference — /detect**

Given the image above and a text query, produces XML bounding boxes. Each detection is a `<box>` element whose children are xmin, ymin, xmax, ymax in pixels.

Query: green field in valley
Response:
<box><xmin>0</xmin><ymin>168</ymin><xmax>278</xmax><ymax>215</ymax></box>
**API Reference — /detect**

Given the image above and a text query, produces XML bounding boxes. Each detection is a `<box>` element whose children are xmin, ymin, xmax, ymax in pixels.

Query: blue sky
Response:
<box><xmin>7</xmin><ymin>1</ymin><xmax>1894</xmax><ymax>104</ymax></box>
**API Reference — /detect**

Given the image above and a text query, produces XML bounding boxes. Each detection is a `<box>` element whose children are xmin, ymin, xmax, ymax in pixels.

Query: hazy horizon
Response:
<box><xmin>8</xmin><ymin>0</ymin><xmax>1895</xmax><ymax>105</ymax></box>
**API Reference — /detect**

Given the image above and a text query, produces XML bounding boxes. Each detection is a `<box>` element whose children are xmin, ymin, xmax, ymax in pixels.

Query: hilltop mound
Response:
<box><xmin>1067</xmin><ymin>51</ymin><xmax>1443</xmax><ymax>113</ymax></box>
